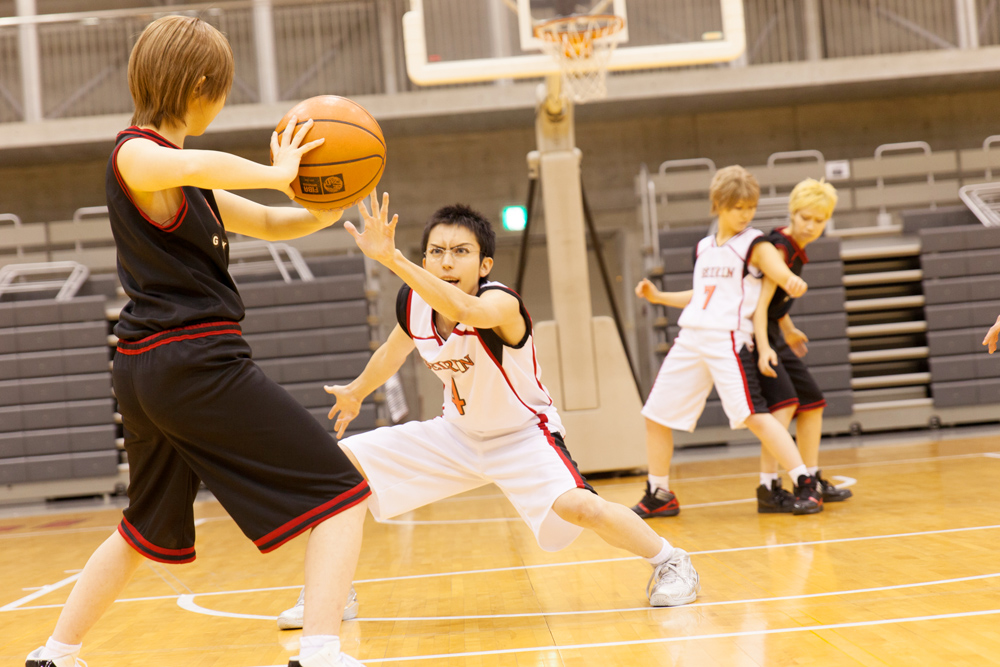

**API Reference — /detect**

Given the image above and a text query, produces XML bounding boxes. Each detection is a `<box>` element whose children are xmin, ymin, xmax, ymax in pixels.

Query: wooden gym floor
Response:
<box><xmin>3</xmin><ymin>429</ymin><xmax>1000</xmax><ymax>666</ymax></box>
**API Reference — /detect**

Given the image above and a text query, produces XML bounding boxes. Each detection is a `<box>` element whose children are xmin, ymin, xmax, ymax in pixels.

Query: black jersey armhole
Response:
<box><xmin>396</xmin><ymin>285</ymin><xmax>413</xmax><ymax>338</ymax></box>
<box><xmin>475</xmin><ymin>285</ymin><xmax>531</xmax><ymax>364</ymax></box>
<box><xmin>745</xmin><ymin>236</ymin><xmax>769</xmax><ymax>278</ymax></box>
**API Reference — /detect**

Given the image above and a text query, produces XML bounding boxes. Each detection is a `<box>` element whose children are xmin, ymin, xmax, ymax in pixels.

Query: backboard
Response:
<box><xmin>402</xmin><ymin>0</ymin><xmax>746</xmax><ymax>87</ymax></box>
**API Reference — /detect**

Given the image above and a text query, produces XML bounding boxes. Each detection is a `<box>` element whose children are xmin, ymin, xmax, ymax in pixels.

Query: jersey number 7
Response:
<box><xmin>703</xmin><ymin>285</ymin><xmax>716</xmax><ymax>309</ymax></box>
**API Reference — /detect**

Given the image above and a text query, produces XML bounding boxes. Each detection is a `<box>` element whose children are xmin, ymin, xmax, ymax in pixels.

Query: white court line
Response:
<box><xmin>246</xmin><ymin>608</ymin><xmax>1000</xmax><ymax>666</ymax></box>
<box><xmin>984</xmin><ymin>453</ymin><xmax>1000</xmax><ymax>459</ymax></box>
<box><xmin>0</xmin><ymin>574</ymin><xmax>81</xmax><ymax>611</ymax></box>
<box><xmin>6</xmin><ymin>522</ymin><xmax>1000</xmax><ymax>616</ymax></box>
<box><xmin>179</xmin><ymin>571</ymin><xmax>1000</xmax><ymax>623</ymax></box>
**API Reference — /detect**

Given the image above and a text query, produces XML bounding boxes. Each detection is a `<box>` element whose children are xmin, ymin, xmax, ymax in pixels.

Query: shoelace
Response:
<box><xmin>646</xmin><ymin>558</ymin><xmax>681</xmax><ymax>598</ymax></box>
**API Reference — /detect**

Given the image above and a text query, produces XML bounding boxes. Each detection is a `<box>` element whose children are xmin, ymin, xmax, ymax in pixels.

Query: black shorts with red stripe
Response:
<box><xmin>756</xmin><ymin>323</ymin><xmax>826</xmax><ymax>414</ymax></box>
<box><xmin>113</xmin><ymin>323</ymin><xmax>369</xmax><ymax>563</ymax></box>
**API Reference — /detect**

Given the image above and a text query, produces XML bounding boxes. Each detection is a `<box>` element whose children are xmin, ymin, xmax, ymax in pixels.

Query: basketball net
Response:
<box><xmin>535</xmin><ymin>14</ymin><xmax>625</xmax><ymax>104</ymax></box>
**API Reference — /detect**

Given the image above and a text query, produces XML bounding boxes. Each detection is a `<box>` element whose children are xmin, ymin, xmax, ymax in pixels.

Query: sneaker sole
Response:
<box><xmin>823</xmin><ymin>491</ymin><xmax>853</xmax><ymax>502</ymax></box>
<box><xmin>632</xmin><ymin>507</ymin><xmax>680</xmax><ymax>518</ymax></box>
<box><xmin>792</xmin><ymin>505</ymin><xmax>823</xmax><ymax>515</ymax></box>
<box><xmin>649</xmin><ymin>585</ymin><xmax>701</xmax><ymax>607</ymax></box>
<box><xmin>757</xmin><ymin>505</ymin><xmax>795</xmax><ymax>514</ymax></box>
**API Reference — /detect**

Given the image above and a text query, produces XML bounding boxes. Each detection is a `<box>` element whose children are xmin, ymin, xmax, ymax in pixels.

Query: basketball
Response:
<box><xmin>272</xmin><ymin>95</ymin><xmax>386</xmax><ymax>210</ymax></box>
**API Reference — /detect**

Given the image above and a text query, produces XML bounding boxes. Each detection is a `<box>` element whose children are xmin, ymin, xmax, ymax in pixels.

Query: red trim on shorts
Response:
<box><xmin>537</xmin><ymin>415</ymin><xmax>587</xmax><ymax>489</ymax></box>
<box><xmin>118</xmin><ymin>518</ymin><xmax>196</xmax><ymax>564</ymax></box>
<box><xmin>731</xmin><ymin>332</ymin><xmax>756</xmax><ymax>415</ymax></box>
<box><xmin>768</xmin><ymin>397</ymin><xmax>800</xmax><ymax>412</ymax></box>
<box><xmin>115</xmin><ymin>321</ymin><xmax>241</xmax><ymax>355</ymax></box>
<box><xmin>796</xmin><ymin>399</ymin><xmax>827</xmax><ymax>413</ymax></box>
<box><xmin>253</xmin><ymin>480</ymin><xmax>370</xmax><ymax>553</ymax></box>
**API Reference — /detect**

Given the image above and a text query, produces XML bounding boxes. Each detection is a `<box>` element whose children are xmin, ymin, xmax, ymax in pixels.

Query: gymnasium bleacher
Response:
<box><xmin>637</xmin><ymin>135</ymin><xmax>1000</xmax><ymax>443</ymax></box>
<box><xmin>0</xmin><ymin>210</ymin><xmax>389</xmax><ymax>503</ymax></box>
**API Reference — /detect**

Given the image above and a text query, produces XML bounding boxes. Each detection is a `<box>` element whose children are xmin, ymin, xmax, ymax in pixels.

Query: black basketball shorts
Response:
<box><xmin>113</xmin><ymin>322</ymin><xmax>369</xmax><ymax>563</ymax></box>
<box><xmin>757</xmin><ymin>326</ymin><xmax>826</xmax><ymax>414</ymax></box>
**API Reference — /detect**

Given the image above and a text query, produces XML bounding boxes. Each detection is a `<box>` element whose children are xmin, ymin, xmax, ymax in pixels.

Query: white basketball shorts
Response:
<box><xmin>642</xmin><ymin>327</ymin><xmax>769</xmax><ymax>431</ymax></box>
<box><xmin>341</xmin><ymin>416</ymin><xmax>593</xmax><ymax>552</ymax></box>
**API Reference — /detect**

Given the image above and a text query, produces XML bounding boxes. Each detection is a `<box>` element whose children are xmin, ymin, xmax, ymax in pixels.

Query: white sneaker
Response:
<box><xmin>277</xmin><ymin>585</ymin><xmax>360</xmax><ymax>630</ymax></box>
<box><xmin>25</xmin><ymin>647</ymin><xmax>87</xmax><ymax>667</ymax></box>
<box><xmin>289</xmin><ymin>643</ymin><xmax>363</xmax><ymax>667</ymax></box>
<box><xmin>647</xmin><ymin>547</ymin><xmax>700</xmax><ymax>606</ymax></box>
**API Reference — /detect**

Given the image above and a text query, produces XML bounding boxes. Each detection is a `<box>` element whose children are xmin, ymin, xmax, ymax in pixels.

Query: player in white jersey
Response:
<box><xmin>631</xmin><ymin>166</ymin><xmax>825</xmax><ymax>519</ymax></box>
<box><xmin>277</xmin><ymin>194</ymin><xmax>700</xmax><ymax>629</ymax></box>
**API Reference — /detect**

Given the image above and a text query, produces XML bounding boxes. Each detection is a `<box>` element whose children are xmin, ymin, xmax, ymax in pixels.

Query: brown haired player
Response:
<box><xmin>631</xmin><ymin>166</ymin><xmax>825</xmax><ymax>519</ymax></box>
<box><xmin>26</xmin><ymin>16</ymin><xmax>368</xmax><ymax>667</ymax></box>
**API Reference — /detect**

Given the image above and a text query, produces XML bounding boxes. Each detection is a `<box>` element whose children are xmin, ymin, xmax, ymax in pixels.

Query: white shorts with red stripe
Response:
<box><xmin>642</xmin><ymin>327</ymin><xmax>769</xmax><ymax>431</ymax></box>
<box><xmin>341</xmin><ymin>416</ymin><xmax>592</xmax><ymax>552</ymax></box>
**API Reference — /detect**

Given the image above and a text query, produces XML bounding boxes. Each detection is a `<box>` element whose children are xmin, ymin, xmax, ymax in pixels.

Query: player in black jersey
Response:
<box><xmin>752</xmin><ymin>179</ymin><xmax>853</xmax><ymax>513</ymax></box>
<box><xmin>26</xmin><ymin>16</ymin><xmax>368</xmax><ymax>667</ymax></box>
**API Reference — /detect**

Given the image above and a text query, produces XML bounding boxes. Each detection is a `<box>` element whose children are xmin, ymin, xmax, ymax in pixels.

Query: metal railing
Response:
<box><xmin>0</xmin><ymin>0</ymin><xmax>994</xmax><ymax>124</ymax></box>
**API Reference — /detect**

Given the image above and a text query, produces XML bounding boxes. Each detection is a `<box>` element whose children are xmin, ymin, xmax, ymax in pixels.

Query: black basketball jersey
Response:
<box><xmin>107</xmin><ymin>127</ymin><xmax>244</xmax><ymax>340</ymax></box>
<box><xmin>765</xmin><ymin>226</ymin><xmax>808</xmax><ymax>321</ymax></box>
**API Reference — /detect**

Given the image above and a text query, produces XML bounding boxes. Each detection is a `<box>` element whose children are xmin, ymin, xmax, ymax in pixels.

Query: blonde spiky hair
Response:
<box><xmin>788</xmin><ymin>178</ymin><xmax>838</xmax><ymax>219</ymax></box>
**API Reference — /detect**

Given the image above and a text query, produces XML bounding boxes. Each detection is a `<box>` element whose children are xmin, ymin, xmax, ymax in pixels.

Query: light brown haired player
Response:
<box><xmin>26</xmin><ymin>16</ymin><xmax>368</xmax><ymax>667</ymax></box>
<box><xmin>631</xmin><ymin>166</ymin><xmax>825</xmax><ymax>519</ymax></box>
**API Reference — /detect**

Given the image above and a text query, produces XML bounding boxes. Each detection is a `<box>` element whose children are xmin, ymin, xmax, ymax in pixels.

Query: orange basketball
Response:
<box><xmin>272</xmin><ymin>95</ymin><xmax>386</xmax><ymax>210</ymax></box>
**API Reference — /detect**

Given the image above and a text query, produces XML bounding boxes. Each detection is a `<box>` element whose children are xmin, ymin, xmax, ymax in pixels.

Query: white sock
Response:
<box><xmin>790</xmin><ymin>465</ymin><xmax>808</xmax><ymax>482</ymax></box>
<box><xmin>39</xmin><ymin>637</ymin><xmax>81</xmax><ymax>659</ymax></box>
<box><xmin>644</xmin><ymin>537</ymin><xmax>675</xmax><ymax>566</ymax></box>
<box><xmin>807</xmin><ymin>466</ymin><xmax>819</xmax><ymax>476</ymax></box>
<box><xmin>299</xmin><ymin>635</ymin><xmax>339</xmax><ymax>661</ymax></box>
<box><xmin>760</xmin><ymin>472</ymin><xmax>778</xmax><ymax>487</ymax></box>
<box><xmin>647</xmin><ymin>474</ymin><xmax>670</xmax><ymax>493</ymax></box>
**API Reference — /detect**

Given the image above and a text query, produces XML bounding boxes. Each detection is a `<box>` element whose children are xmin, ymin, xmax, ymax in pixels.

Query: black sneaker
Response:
<box><xmin>757</xmin><ymin>479</ymin><xmax>796</xmax><ymax>513</ymax></box>
<box><xmin>792</xmin><ymin>475</ymin><xmax>823</xmax><ymax>515</ymax></box>
<box><xmin>815</xmin><ymin>470</ymin><xmax>853</xmax><ymax>502</ymax></box>
<box><xmin>631</xmin><ymin>482</ymin><xmax>680</xmax><ymax>518</ymax></box>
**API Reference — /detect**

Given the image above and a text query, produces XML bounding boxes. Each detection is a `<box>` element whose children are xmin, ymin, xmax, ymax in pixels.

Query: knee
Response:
<box><xmin>553</xmin><ymin>491</ymin><xmax>605</xmax><ymax>528</ymax></box>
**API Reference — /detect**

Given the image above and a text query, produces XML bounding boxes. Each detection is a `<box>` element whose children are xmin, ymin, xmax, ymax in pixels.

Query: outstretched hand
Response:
<box><xmin>326</xmin><ymin>384</ymin><xmax>362</xmax><ymax>439</ymax></box>
<box><xmin>270</xmin><ymin>116</ymin><xmax>325</xmax><ymax>199</ymax></box>
<box><xmin>984</xmin><ymin>316</ymin><xmax>1000</xmax><ymax>354</ymax></box>
<box><xmin>344</xmin><ymin>191</ymin><xmax>399</xmax><ymax>266</ymax></box>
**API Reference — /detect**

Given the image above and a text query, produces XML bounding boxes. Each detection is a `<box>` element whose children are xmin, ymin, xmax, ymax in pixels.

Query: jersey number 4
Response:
<box><xmin>450</xmin><ymin>378</ymin><xmax>466</xmax><ymax>415</ymax></box>
<box><xmin>703</xmin><ymin>285</ymin><xmax>717</xmax><ymax>309</ymax></box>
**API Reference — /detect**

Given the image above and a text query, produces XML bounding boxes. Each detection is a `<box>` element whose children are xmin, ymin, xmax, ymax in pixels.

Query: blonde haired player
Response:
<box><xmin>277</xmin><ymin>196</ymin><xmax>700</xmax><ymax>629</ymax></box>
<box><xmin>26</xmin><ymin>16</ymin><xmax>370</xmax><ymax>667</ymax></box>
<box><xmin>631</xmin><ymin>166</ymin><xmax>825</xmax><ymax>519</ymax></box>
<box><xmin>753</xmin><ymin>179</ymin><xmax>853</xmax><ymax>512</ymax></box>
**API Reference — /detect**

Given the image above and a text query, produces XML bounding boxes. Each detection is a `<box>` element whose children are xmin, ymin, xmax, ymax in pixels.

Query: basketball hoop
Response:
<box><xmin>534</xmin><ymin>14</ymin><xmax>625</xmax><ymax>104</ymax></box>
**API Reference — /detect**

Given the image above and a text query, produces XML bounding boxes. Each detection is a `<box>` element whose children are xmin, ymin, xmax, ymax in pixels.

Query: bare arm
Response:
<box><xmin>346</xmin><ymin>192</ymin><xmax>524</xmax><ymax>331</ymax></box>
<box><xmin>115</xmin><ymin>117</ymin><xmax>321</xmax><ymax>197</ymax></box>
<box><xmin>779</xmin><ymin>312</ymin><xmax>810</xmax><ymax>357</ymax></box>
<box><xmin>326</xmin><ymin>324</ymin><xmax>415</xmax><ymax>437</ymax></box>
<box><xmin>754</xmin><ymin>277</ymin><xmax>778</xmax><ymax>377</ymax></box>
<box><xmin>751</xmin><ymin>241</ymin><xmax>807</xmax><ymax>298</ymax></box>
<box><xmin>213</xmin><ymin>190</ymin><xmax>342</xmax><ymax>242</ymax></box>
<box><xmin>635</xmin><ymin>278</ymin><xmax>693</xmax><ymax>308</ymax></box>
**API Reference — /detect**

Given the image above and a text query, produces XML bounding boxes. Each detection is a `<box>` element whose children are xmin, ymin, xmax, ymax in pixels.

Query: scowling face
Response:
<box><xmin>422</xmin><ymin>224</ymin><xmax>493</xmax><ymax>296</ymax></box>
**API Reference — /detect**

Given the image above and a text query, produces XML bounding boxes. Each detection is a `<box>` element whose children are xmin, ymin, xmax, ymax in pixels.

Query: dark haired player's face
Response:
<box><xmin>423</xmin><ymin>224</ymin><xmax>491</xmax><ymax>296</ymax></box>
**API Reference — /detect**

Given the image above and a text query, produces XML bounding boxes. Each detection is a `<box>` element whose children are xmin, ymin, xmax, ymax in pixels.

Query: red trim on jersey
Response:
<box><xmin>112</xmin><ymin>132</ymin><xmax>188</xmax><ymax>232</ymax></box>
<box><xmin>473</xmin><ymin>328</ymin><xmax>538</xmax><ymax>416</ymax></box>
<box><xmin>776</xmin><ymin>227</ymin><xmax>808</xmax><ymax>264</ymax></box>
<box><xmin>731</xmin><ymin>332</ymin><xmax>755</xmax><ymax>415</ymax></box>
<box><xmin>115</xmin><ymin>321</ymin><xmax>241</xmax><ymax>355</ymax></box>
<box><xmin>115</xmin><ymin>329</ymin><xmax>242</xmax><ymax>355</ymax></box>
<box><xmin>537</xmin><ymin>414</ymin><xmax>586</xmax><ymax>489</ymax></box>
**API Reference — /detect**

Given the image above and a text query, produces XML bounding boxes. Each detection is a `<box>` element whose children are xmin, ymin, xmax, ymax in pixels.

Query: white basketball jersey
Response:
<box><xmin>677</xmin><ymin>227</ymin><xmax>765</xmax><ymax>335</ymax></box>
<box><xmin>397</xmin><ymin>282</ymin><xmax>564</xmax><ymax>437</ymax></box>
